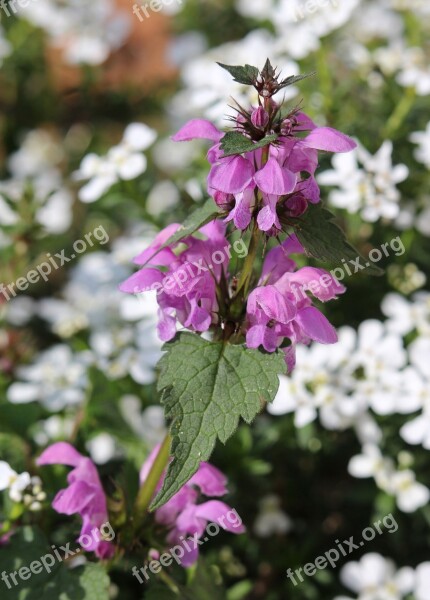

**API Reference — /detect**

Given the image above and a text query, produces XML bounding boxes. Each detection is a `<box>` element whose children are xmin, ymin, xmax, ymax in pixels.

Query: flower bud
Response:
<box><xmin>251</xmin><ymin>107</ymin><xmax>269</xmax><ymax>129</ymax></box>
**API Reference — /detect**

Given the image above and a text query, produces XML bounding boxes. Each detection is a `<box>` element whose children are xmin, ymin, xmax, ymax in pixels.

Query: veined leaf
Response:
<box><xmin>293</xmin><ymin>204</ymin><xmax>384</xmax><ymax>276</ymax></box>
<box><xmin>220</xmin><ymin>131</ymin><xmax>278</xmax><ymax>158</ymax></box>
<box><xmin>151</xmin><ymin>334</ymin><xmax>285</xmax><ymax>509</ymax></box>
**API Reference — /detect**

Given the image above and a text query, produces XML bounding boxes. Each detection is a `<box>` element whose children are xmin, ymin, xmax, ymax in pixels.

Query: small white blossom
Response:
<box><xmin>336</xmin><ymin>553</ymin><xmax>415</xmax><ymax>600</ymax></box>
<box><xmin>74</xmin><ymin>123</ymin><xmax>156</xmax><ymax>203</ymax></box>
<box><xmin>319</xmin><ymin>141</ymin><xmax>409</xmax><ymax>223</ymax></box>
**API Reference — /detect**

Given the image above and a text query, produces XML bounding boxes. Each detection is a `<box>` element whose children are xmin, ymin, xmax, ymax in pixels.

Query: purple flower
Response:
<box><xmin>37</xmin><ymin>442</ymin><xmax>114</xmax><ymax>559</ymax></box>
<box><xmin>120</xmin><ymin>220</ymin><xmax>230</xmax><ymax>341</ymax></box>
<box><xmin>246</xmin><ymin>235</ymin><xmax>345</xmax><ymax>366</ymax></box>
<box><xmin>140</xmin><ymin>445</ymin><xmax>245</xmax><ymax>566</ymax></box>
<box><xmin>172</xmin><ymin>113</ymin><xmax>356</xmax><ymax>234</ymax></box>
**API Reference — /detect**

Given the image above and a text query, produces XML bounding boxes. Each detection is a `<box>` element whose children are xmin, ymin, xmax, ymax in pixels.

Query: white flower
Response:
<box><xmin>337</xmin><ymin>553</ymin><xmax>415</xmax><ymax>600</ymax></box>
<box><xmin>348</xmin><ymin>444</ymin><xmax>429</xmax><ymax>512</ymax></box>
<box><xmin>120</xmin><ymin>398</ymin><xmax>166</xmax><ymax>449</ymax></box>
<box><xmin>410</xmin><ymin>121</ymin><xmax>430</xmax><ymax>169</ymax></box>
<box><xmin>1</xmin><ymin>129</ymin><xmax>73</xmax><ymax>235</ymax></box>
<box><xmin>0</xmin><ymin>461</ymin><xmax>31</xmax><ymax>504</ymax></box>
<box><xmin>319</xmin><ymin>141</ymin><xmax>409</xmax><ymax>223</ymax></box>
<box><xmin>400</xmin><ymin>337</ymin><xmax>430</xmax><ymax>449</ymax></box>
<box><xmin>7</xmin><ymin>345</ymin><xmax>92</xmax><ymax>411</ymax></box>
<box><xmin>390</xmin><ymin>470</ymin><xmax>430</xmax><ymax>513</ymax></box>
<box><xmin>396</xmin><ymin>47</ymin><xmax>430</xmax><ymax>96</ymax></box>
<box><xmin>253</xmin><ymin>495</ymin><xmax>292</xmax><ymax>538</ymax></box>
<box><xmin>20</xmin><ymin>0</ymin><xmax>131</xmax><ymax>66</ymax></box>
<box><xmin>381</xmin><ymin>292</ymin><xmax>430</xmax><ymax>337</ymax></box>
<box><xmin>414</xmin><ymin>562</ymin><xmax>430</xmax><ymax>600</ymax></box>
<box><xmin>268</xmin><ymin>372</ymin><xmax>317</xmax><ymax>428</ymax></box>
<box><xmin>74</xmin><ymin>123</ymin><xmax>156</xmax><ymax>203</ymax></box>
<box><xmin>348</xmin><ymin>445</ymin><xmax>395</xmax><ymax>490</ymax></box>
<box><xmin>86</xmin><ymin>433</ymin><xmax>118</xmax><ymax>465</ymax></box>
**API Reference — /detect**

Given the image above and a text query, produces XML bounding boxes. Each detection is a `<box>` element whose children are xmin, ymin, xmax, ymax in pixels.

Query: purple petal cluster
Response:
<box><xmin>120</xmin><ymin>220</ymin><xmax>230</xmax><ymax>341</ymax></box>
<box><xmin>246</xmin><ymin>235</ymin><xmax>345</xmax><ymax>370</ymax></box>
<box><xmin>140</xmin><ymin>445</ymin><xmax>245</xmax><ymax>566</ymax></box>
<box><xmin>37</xmin><ymin>442</ymin><xmax>114</xmax><ymax>559</ymax></box>
<box><xmin>172</xmin><ymin>114</ymin><xmax>356</xmax><ymax>234</ymax></box>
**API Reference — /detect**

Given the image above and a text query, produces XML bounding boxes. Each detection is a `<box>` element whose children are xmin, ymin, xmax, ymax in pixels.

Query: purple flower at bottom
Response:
<box><xmin>37</xmin><ymin>442</ymin><xmax>114</xmax><ymax>559</ymax></box>
<box><xmin>140</xmin><ymin>445</ymin><xmax>245</xmax><ymax>566</ymax></box>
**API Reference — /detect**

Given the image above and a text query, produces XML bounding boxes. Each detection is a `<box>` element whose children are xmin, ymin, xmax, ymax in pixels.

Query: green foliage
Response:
<box><xmin>0</xmin><ymin>527</ymin><xmax>110</xmax><ymax>599</ymax></box>
<box><xmin>220</xmin><ymin>132</ymin><xmax>278</xmax><ymax>157</ymax></box>
<box><xmin>216</xmin><ymin>63</ymin><xmax>259</xmax><ymax>86</ymax></box>
<box><xmin>293</xmin><ymin>204</ymin><xmax>384</xmax><ymax>275</ymax></box>
<box><xmin>151</xmin><ymin>333</ymin><xmax>285</xmax><ymax>508</ymax></box>
<box><xmin>140</xmin><ymin>199</ymin><xmax>221</xmax><ymax>266</ymax></box>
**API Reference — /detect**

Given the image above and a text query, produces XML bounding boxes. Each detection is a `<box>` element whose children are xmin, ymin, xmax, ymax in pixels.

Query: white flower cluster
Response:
<box><xmin>270</xmin><ymin>291</ymin><xmax>430</xmax><ymax>513</ymax></box>
<box><xmin>335</xmin><ymin>553</ymin><xmax>430</xmax><ymax>600</ymax></box>
<box><xmin>18</xmin><ymin>0</ymin><xmax>131</xmax><ymax>66</ymax></box>
<box><xmin>318</xmin><ymin>141</ymin><xmax>409</xmax><ymax>223</ymax></box>
<box><xmin>0</xmin><ymin>462</ymin><xmax>45</xmax><ymax>512</ymax></box>
<box><xmin>74</xmin><ymin>123</ymin><xmax>156</xmax><ymax>203</ymax></box>
<box><xmin>5</xmin><ymin>228</ymin><xmax>163</xmax><ymax>396</ymax></box>
<box><xmin>0</xmin><ymin>129</ymin><xmax>73</xmax><ymax>246</ymax></box>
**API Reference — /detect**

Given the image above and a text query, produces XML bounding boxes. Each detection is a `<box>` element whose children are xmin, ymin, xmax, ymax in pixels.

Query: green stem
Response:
<box><xmin>383</xmin><ymin>87</ymin><xmax>416</xmax><ymax>139</ymax></box>
<box><xmin>230</xmin><ymin>222</ymin><xmax>261</xmax><ymax>320</ymax></box>
<box><xmin>133</xmin><ymin>434</ymin><xmax>172</xmax><ymax>532</ymax></box>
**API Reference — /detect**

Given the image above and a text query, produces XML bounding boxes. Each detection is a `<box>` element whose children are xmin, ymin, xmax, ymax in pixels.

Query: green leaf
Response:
<box><xmin>293</xmin><ymin>204</ymin><xmax>384</xmax><ymax>276</ymax></box>
<box><xmin>151</xmin><ymin>334</ymin><xmax>285</xmax><ymax>509</ymax></box>
<box><xmin>216</xmin><ymin>62</ymin><xmax>259</xmax><ymax>85</ymax></box>
<box><xmin>220</xmin><ymin>132</ymin><xmax>278</xmax><ymax>158</ymax></box>
<box><xmin>278</xmin><ymin>72</ymin><xmax>315</xmax><ymax>90</ymax></box>
<box><xmin>140</xmin><ymin>199</ymin><xmax>221</xmax><ymax>267</ymax></box>
<box><xmin>0</xmin><ymin>527</ymin><xmax>110</xmax><ymax>599</ymax></box>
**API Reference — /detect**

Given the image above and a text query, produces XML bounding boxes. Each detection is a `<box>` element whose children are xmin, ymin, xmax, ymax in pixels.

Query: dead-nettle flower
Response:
<box><xmin>37</xmin><ymin>442</ymin><xmax>115</xmax><ymax>559</ymax></box>
<box><xmin>120</xmin><ymin>60</ymin><xmax>352</xmax><ymax>366</ymax></box>
<box><xmin>172</xmin><ymin>61</ymin><xmax>356</xmax><ymax>234</ymax></box>
<box><xmin>140</xmin><ymin>445</ymin><xmax>245</xmax><ymax>567</ymax></box>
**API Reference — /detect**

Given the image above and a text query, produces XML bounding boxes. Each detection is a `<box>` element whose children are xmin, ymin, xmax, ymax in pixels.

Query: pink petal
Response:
<box><xmin>119</xmin><ymin>268</ymin><xmax>164</xmax><ymax>294</ymax></box>
<box><xmin>285</xmin><ymin>267</ymin><xmax>345</xmax><ymax>301</ymax></box>
<box><xmin>295</xmin><ymin>307</ymin><xmax>338</xmax><ymax>343</ymax></box>
<box><xmin>52</xmin><ymin>480</ymin><xmax>95</xmax><ymax>515</ymax></box>
<box><xmin>248</xmin><ymin>286</ymin><xmax>296</xmax><ymax>324</ymax></box>
<box><xmin>188</xmin><ymin>463</ymin><xmax>227</xmax><ymax>497</ymax></box>
<box><xmin>172</xmin><ymin>119</ymin><xmax>223</xmax><ymax>143</ymax></box>
<box><xmin>299</xmin><ymin>176</ymin><xmax>320</xmax><ymax>203</ymax></box>
<box><xmin>133</xmin><ymin>223</ymin><xmax>180</xmax><ymax>265</ymax></box>
<box><xmin>225</xmin><ymin>187</ymin><xmax>254</xmax><ymax>230</ymax></box>
<box><xmin>246</xmin><ymin>324</ymin><xmax>279</xmax><ymax>353</ymax></box>
<box><xmin>194</xmin><ymin>501</ymin><xmax>246</xmax><ymax>533</ymax></box>
<box><xmin>302</xmin><ymin>127</ymin><xmax>357</xmax><ymax>153</ymax></box>
<box><xmin>254</xmin><ymin>159</ymin><xmax>297</xmax><ymax>195</ymax></box>
<box><xmin>294</xmin><ymin>112</ymin><xmax>317</xmax><ymax>131</ymax></box>
<box><xmin>208</xmin><ymin>156</ymin><xmax>254</xmax><ymax>195</ymax></box>
<box><xmin>37</xmin><ymin>442</ymin><xmax>83</xmax><ymax>468</ymax></box>
<box><xmin>257</xmin><ymin>194</ymin><xmax>281</xmax><ymax>232</ymax></box>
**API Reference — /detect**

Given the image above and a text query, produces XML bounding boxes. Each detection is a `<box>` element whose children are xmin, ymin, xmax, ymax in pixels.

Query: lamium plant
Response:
<box><xmin>119</xmin><ymin>59</ymin><xmax>373</xmax><ymax>516</ymax></box>
<box><xmin>9</xmin><ymin>61</ymin><xmax>381</xmax><ymax>592</ymax></box>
